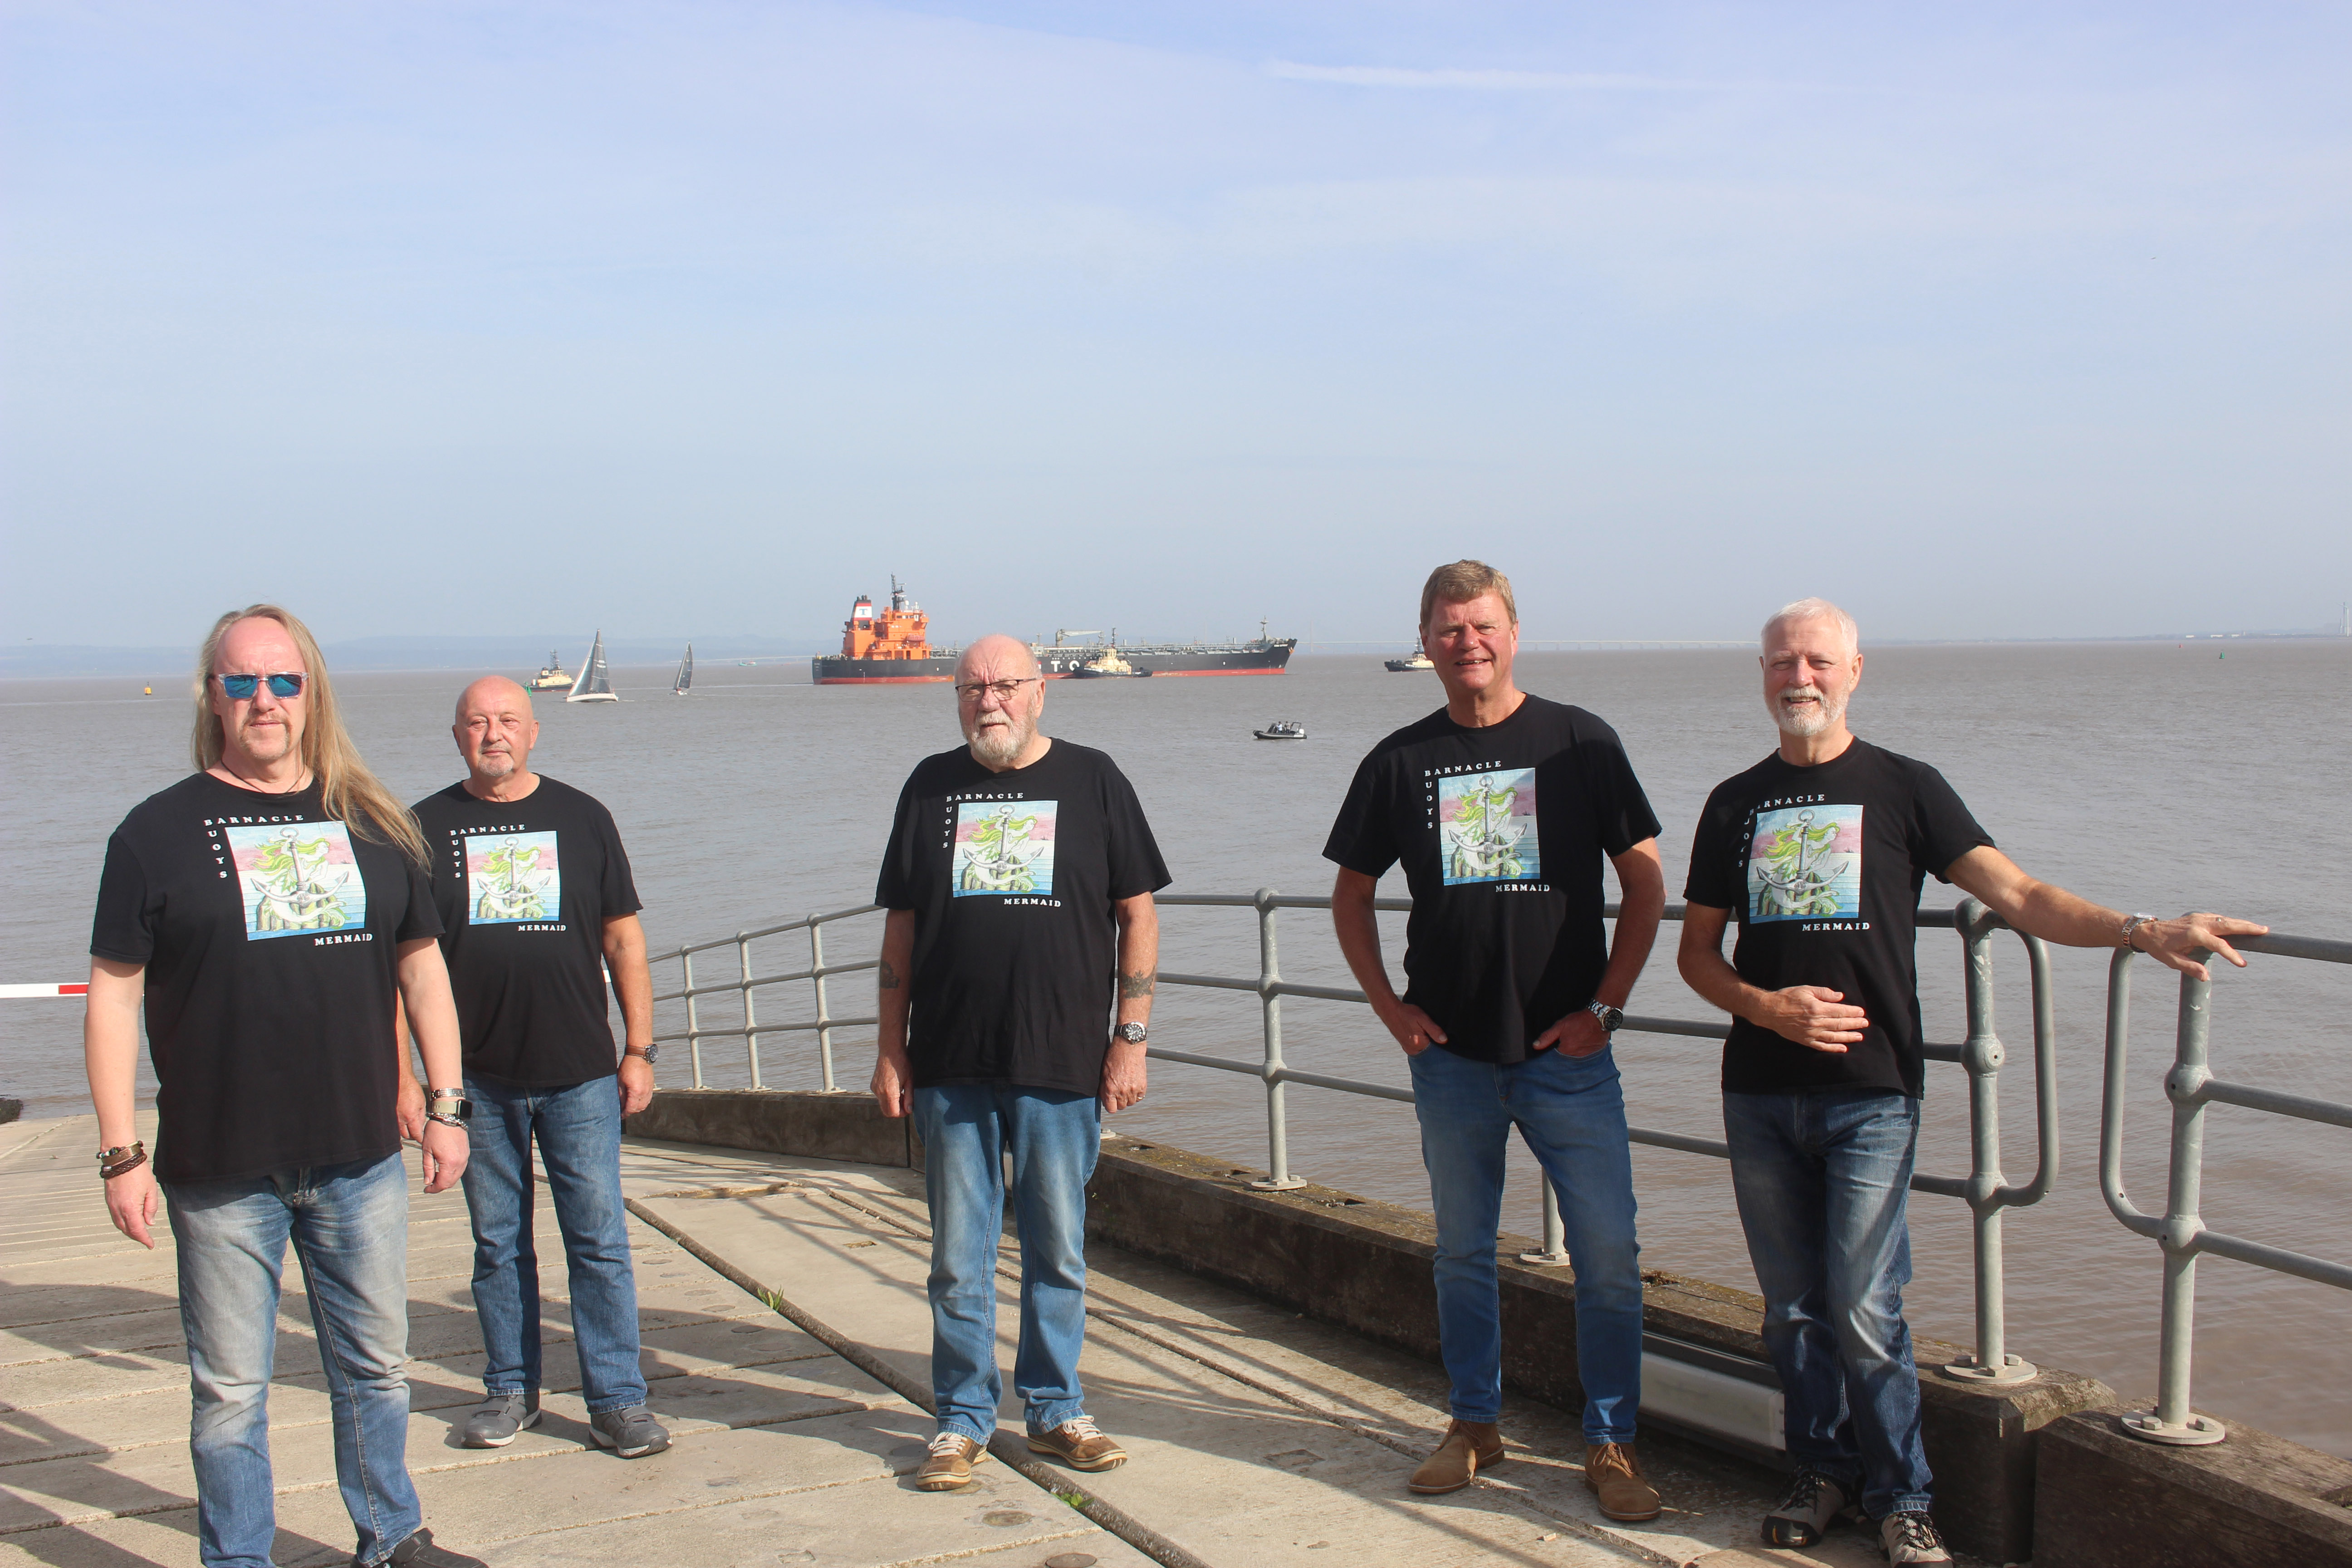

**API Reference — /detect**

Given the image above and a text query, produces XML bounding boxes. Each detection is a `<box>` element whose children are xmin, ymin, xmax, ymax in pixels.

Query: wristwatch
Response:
<box><xmin>1586</xmin><ymin>999</ymin><xmax>1624</xmax><ymax>1034</ymax></box>
<box><xmin>425</xmin><ymin>1089</ymin><xmax>472</xmax><ymax>1128</ymax></box>
<box><xmin>625</xmin><ymin>1044</ymin><xmax>659</xmax><ymax>1064</ymax></box>
<box><xmin>1114</xmin><ymin>1022</ymin><xmax>1148</xmax><ymax>1045</ymax></box>
<box><xmin>2119</xmin><ymin>913</ymin><xmax>2158</xmax><ymax>951</ymax></box>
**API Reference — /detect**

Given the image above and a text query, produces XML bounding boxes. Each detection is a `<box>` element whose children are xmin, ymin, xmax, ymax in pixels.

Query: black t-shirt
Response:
<box><xmin>88</xmin><ymin>774</ymin><xmax>441</xmax><ymax>1184</ymax></box>
<box><xmin>410</xmin><ymin>777</ymin><xmax>643</xmax><ymax>1087</ymax></box>
<box><xmin>1323</xmin><ymin>694</ymin><xmax>1662</xmax><ymax>1064</ymax></box>
<box><xmin>874</xmin><ymin>740</ymin><xmax>1170</xmax><ymax>1096</ymax></box>
<box><xmin>1684</xmin><ymin>738</ymin><xmax>1994</xmax><ymax>1098</ymax></box>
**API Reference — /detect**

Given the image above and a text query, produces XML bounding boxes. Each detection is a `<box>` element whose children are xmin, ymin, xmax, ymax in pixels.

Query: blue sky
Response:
<box><xmin>5</xmin><ymin>1</ymin><xmax>2346</xmax><ymax>648</ymax></box>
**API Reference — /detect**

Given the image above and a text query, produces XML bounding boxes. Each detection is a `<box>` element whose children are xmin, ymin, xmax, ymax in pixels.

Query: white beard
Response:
<box><xmin>1770</xmin><ymin>686</ymin><xmax>1845</xmax><ymax>737</ymax></box>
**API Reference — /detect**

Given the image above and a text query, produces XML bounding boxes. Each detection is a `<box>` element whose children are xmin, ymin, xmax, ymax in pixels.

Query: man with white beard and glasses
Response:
<box><xmin>1678</xmin><ymin>598</ymin><xmax>2268</xmax><ymax>1565</ymax></box>
<box><xmin>869</xmin><ymin>634</ymin><xmax>1170</xmax><ymax>1491</ymax></box>
<box><xmin>84</xmin><ymin>606</ymin><xmax>486</xmax><ymax>1568</ymax></box>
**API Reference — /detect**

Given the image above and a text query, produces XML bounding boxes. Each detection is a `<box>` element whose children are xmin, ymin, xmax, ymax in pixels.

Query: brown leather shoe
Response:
<box><xmin>914</xmin><ymin>1431</ymin><xmax>991</xmax><ymax>1490</ymax></box>
<box><xmin>1408</xmin><ymin>1419</ymin><xmax>1506</xmax><ymax>1494</ymax></box>
<box><xmin>1582</xmin><ymin>1441</ymin><xmax>1662</xmax><ymax>1522</ymax></box>
<box><xmin>1027</xmin><ymin>1416</ymin><xmax>1128</xmax><ymax>1472</ymax></box>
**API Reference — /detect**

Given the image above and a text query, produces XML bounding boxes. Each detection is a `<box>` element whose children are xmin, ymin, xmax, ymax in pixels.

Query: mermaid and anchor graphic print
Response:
<box><xmin>463</xmin><ymin>832</ymin><xmax>563</xmax><ymax>924</ymax></box>
<box><xmin>1437</xmin><ymin>769</ymin><xmax>1542</xmax><ymax>886</ymax></box>
<box><xmin>1747</xmin><ymin>804</ymin><xmax>1863</xmax><ymax>921</ymax></box>
<box><xmin>952</xmin><ymin>801</ymin><xmax>1057</xmax><ymax>897</ymax></box>
<box><xmin>226</xmin><ymin>823</ymin><xmax>368</xmax><ymax>939</ymax></box>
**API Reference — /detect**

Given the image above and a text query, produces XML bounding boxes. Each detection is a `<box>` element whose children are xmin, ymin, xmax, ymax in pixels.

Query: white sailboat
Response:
<box><xmin>566</xmin><ymin>630</ymin><xmax>618</xmax><ymax>704</ymax></box>
<box><xmin>671</xmin><ymin>644</ymin><xmax>693</xmax><ymax>696</ymax></box>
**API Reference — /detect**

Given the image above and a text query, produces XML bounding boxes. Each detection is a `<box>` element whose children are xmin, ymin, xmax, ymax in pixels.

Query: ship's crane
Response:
<box><xmin>1054</xmin><ymin>628</ymin><xmax>1106</xmax><ymax>647</ymax></box>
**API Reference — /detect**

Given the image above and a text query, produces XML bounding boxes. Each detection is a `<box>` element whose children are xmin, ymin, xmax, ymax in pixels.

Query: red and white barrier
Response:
<box><xmin>0</xmin><ymin>983</ymin><xmax>87</xmax><ymax>999</ymax></box>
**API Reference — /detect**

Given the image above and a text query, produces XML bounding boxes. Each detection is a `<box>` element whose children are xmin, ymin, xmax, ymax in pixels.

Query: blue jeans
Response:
<box><xmin>461</xmin><ymin>1074</ymin><xmax>646</xmax><ymax>1413</ymax></box>
<box><xmin>1724</xmin><ymin>1088</ymin><xmax>1933</xmax><ymax>1519</ymax></box>
<box><xmin>1409</xmin><ymin>1043</ymin><xmax>1646</xmax><ymax>1444</ymax></box>
<box><xmin>912</xmin><ymin>1083</ymin><xmax>1099</xmax><ymax>1442</ymax></box>
<box><xmin>163</xmin><ymin>1152</ymin><xmax>419</xmax><ymax>1568</ymax></box>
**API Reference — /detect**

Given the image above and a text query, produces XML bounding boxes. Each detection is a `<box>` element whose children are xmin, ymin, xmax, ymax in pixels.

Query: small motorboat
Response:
<box><xmin>1253</xmin><ymin>720</ymin><xmax>1308</xmax><ymax>740</ymax></box>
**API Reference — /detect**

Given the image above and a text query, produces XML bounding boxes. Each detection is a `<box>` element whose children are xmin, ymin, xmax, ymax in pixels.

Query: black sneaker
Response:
<box><xmin>1764</xmin><ymin>1466</ymin><xmax>1850</xmax><ymax>1547</ymax></box>
<box><xmin>357</xmin><ymin>1527</ymin><xmax>487</xmax><ymax>1567</ymax></box>
<box><xmin>1879</xmin><ymin>1508</ymin><xmax>1952</xmax><ymax>1565</ymax></box>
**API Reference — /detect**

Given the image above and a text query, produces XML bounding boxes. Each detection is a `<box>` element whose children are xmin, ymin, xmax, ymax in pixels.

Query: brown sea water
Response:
<box><xmin>5</xmin><ymin>642</ymin><xmax>2347</xmax><ymax>1454</ymax></box>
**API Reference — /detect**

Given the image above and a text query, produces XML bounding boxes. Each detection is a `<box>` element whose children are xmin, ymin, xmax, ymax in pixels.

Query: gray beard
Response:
<box><xmin>968</xmin><ymin>719</ymin><xmax>1030</xmax><ymax>767</ymax></box>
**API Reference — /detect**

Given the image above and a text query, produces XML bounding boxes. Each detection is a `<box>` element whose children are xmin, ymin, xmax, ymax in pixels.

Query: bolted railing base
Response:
<box><xmin>1248</xmin><ymin>1174</ymin><xmax>1307</xmax><ymax>1191</ymax></box>
<box><xmin>2119</xmin><ymin>1408</ymin><xmax>2227</xmax><ymax>1446</ymax></box>
<box><xmin>1942</xmin><ymin>1351</ymin><xmax>2038</xmax><ymax>1385</ymax></box>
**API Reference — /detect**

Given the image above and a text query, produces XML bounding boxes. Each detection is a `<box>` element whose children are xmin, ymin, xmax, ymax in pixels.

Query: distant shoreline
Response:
<box><xmin>6</xmin><ymin>631</ymin><xmax>2346</xmax><ymax>682</ymax></box>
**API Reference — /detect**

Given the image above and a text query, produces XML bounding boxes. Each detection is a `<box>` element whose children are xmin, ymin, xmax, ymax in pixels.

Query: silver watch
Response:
<box><xmin>2119</xmin><ymin>913</ymin><xmax>2158</xmax><ymax>951</ymax></box>
<box><xmin>1586</xmin><ymin>999</ymin><xmax>1624</xmax><ymax>1034</ymax></box>
<box><xmin>1114</xmin><ymin>1022</ymin><xmax>1147</xmax><ymax>1045</ymax></box>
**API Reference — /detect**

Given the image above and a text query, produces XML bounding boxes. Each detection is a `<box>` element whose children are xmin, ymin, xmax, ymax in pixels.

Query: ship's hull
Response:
<box><xmin>813</xmin><ymin>641</ymin><xmax>1295</xmax><ymax>685</ymax></box>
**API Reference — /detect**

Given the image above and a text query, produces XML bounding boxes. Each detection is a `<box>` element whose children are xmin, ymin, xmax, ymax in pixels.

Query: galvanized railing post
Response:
<box><xmin>1943</xmin><ymin>899</ymin><xmax>2034</xmax><ymax>1384</ymax></box>
<box><xmin>809</xmin><ymin>913</ymin><xmax>838</xmax><ymax>1092</ymax></box>
<box><xmin>681</xmin><ymin>946</ymin><xmax>704</xmax><ymax>1088</ymax></box>
<box><xmin>738</xmin><ymin>930</ymin><xmax>763</xmax><ymax>1090</ymax></box>
<box><xmin>1517</xmin><ymin>1177</ymin><xmax>1569</xmax><ymax>1266</ymax></box>
<box><xmin>1251</xmin><ymin>887</ymin><xmax>1306</xmax><ymax>1191</ymax></box>
<box><xmin>2124</xmin><ymin>958</ymin><xmax>2229</xmax><ymax>1443</ymax></box>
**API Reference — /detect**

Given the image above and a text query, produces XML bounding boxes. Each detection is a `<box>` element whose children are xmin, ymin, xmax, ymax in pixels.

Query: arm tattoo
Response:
<box><xmin>1119</xmin><ymin>968</ymin><xmax>1156</xmax><ymax>1000</ymax></box>
<box><xmin>878</xmin><ymin>957</ymin><xmax>902</xmax><ymax>990</ymax></box>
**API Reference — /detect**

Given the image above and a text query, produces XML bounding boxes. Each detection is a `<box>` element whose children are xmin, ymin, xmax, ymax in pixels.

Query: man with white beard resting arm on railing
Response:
<box><xmin>1677</xmin><ymin>597</ymin><xmax>2268</xmax><ymax>1567</ymax></box>
<box><xmin>868</xmin><ymin>634</ymin><xmax>1171</xmax><ymax>1493</ymax></box>
<box><xmin>1326</xmin><ymin>560</ymin><xmax>1671</xmax><ymax>1524</ymax></box>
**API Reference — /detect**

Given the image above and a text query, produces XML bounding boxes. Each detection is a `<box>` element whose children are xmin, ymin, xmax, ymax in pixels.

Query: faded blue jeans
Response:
<box><xmin>163</xmin><ymin>1151</ymin><xmax>419</xmax><ymax>1568</ymax></box>
<box><xmin>1409</xmin><ymin>1042</ymin><xmax>1646</xmax><ymax>1444</ymax></box>
<box><xmin>1724</xmin><ymin>1088</ymin><xmax>1933</xmax><ymax>1520</ymax></box>
<box><xmin>461</xmin><ymin>1073</ymin><xmax>646</xmax><ymax>1413</ymax></box>
<box><xmin>912</xmin><ymin>1083</ymin><xmax>1099</xmax><ymax>1443</ymax></box>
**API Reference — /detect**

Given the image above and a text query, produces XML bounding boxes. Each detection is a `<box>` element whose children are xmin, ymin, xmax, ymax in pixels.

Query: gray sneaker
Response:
<box><xmin>589</xmin><ymin>1404</ymin><xmax>671</xmax><ymax>1458</ymax></box>
<box><xmin>458</xmin><ymin>1391</ymin><xmax>540</xmax><ymax>1449</ymax></box>
<box><xmin>1764</xmin><ymin>1466</ymin><xmax>1850</xmax><ymax>1547</ymax></box>
<box><xmin>1879</xmin><ymin>1509</ymin><xmax>1952</xmax><ymax>1565</ymax></box>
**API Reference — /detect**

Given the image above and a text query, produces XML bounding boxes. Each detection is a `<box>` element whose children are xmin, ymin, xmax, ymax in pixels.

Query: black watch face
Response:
<box><xmin>631</xmin><ymin>1044</ymin><xmax>659</xmax><ymax>1063</ymax></box>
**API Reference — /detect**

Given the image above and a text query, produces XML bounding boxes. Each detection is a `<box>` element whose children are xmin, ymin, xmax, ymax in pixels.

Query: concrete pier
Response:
<box><xmin>3</xmin><ymin>1111</ymin><xmax>1924</xmax><ymax>1568</ymax></box>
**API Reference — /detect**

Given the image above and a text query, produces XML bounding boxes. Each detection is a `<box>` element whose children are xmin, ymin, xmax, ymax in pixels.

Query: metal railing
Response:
<box><xmin>647</xmin><ymin>887</ymin><xmax>2062</xmax><ymax>1387</ymax></box>
<box><xmin>1155</xmin><ymin>888</ymin><xmax>2059</xmax><ymax>1386</ymax></box>
<box><xmin>2098</xmin><ymin>931</ymin><xmax>2352</xmax><ymax>1445</ymax></box>
<box><xmin>650</xmin><ymin>905</ymin><xmax>885</xmax><ymax>1093</ymax></box>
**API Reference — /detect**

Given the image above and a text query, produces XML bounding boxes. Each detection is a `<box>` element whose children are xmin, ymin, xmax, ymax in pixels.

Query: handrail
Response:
<box><xmin>646</xmin><ymin>885</ymin><xmax>2063</xmax><ymax>1381</ymax></box>
<box><xmin>2098</xmin><ymin>938</ymin><xmax>2352</xmax><ymax>1445</ymax></box>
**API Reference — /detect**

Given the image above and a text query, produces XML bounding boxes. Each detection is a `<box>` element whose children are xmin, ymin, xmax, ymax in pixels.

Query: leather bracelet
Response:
<box><xmin>100</xmin><ymin>1150</ymin><xmax>147</xmax><ymax>1181</ymax></box>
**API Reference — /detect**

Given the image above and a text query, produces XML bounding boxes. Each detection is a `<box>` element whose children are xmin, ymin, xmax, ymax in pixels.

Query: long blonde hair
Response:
<box><xmin>190</xmin><ymin>605</ymin><xmax>427</xmax><ymax>863</ymax></box>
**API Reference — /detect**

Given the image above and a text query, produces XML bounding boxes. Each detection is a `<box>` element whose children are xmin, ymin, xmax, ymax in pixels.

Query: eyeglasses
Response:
<box><xmin>216</xmin><ymin>672</ymin><xmax>307</xmax><ymax>700</ymax></box>
<box><xmin>954</xmin><ymin>677</ymin><xmax>1039</xmax><ymax>703</ymax></box>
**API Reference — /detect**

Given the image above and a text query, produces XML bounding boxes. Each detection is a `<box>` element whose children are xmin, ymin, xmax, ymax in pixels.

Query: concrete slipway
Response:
<box><xmin>0</xmin><ymin>1113</ymin><xmax>1956</xmax><ymax>1568</ymax></box>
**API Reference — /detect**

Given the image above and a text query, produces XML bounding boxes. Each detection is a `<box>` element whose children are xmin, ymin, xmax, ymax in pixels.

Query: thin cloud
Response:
<box><xmin>1265</xmin><ymin>62</ymin><xmax>1744</xmax><ymax>93</ymax></box>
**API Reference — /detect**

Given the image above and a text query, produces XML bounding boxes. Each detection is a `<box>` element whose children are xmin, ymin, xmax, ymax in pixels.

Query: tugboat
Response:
<box><xmin>1068</xmin><ymin>640</ymin><xmax>1151</xmax><ymax>678</ymax></box>
<box><xmin>1384</xmin><ymin>637</ymin><xmax>1434</xmax><ymax>672</ymax></box>
<box><xmin>529</xmin><ymin>650</ymin><xmax>576</xmax><ymax>691</ymax></box>
<box><xmin>810</xmin><ymin>578</ymin><xmax>959</xmax><ymax>684</ymax></box>
<box><xmin>1253</xmin><ymin>720</ymin><xmax>1308</xmax><ymax>740</ymax></box>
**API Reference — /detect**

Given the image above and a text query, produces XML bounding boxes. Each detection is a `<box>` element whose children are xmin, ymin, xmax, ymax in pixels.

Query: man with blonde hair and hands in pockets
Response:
<box><xmin>1678</xmin><ymin>597</ymin><xmax>2267</xmax><ymax>1565</ymax></box>
<box><xmin>85</xmin><ymin>606</ymin><xmax>486</xmax><ymax>1568</ymax></box>
<box><xmin>870</xmin><ymin>634</ymin><xmax>1170</xmax><ymax>1491</ymax></box>
<box><xmin>1327</xmin><ymin>561</ymin><xmax>1671</xmax><ymax>1523</ymax></box>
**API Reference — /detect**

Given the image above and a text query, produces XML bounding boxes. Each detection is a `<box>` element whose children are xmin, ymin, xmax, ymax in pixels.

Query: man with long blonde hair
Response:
<box><xmin>85</xmin><ymin>605</ymin><xmax>488</xmax><ymax>1568</ymax></box>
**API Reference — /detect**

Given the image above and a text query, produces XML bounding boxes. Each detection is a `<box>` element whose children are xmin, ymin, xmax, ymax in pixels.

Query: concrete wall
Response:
<box><xmin>627</xmin><ymin>1087</ymin><xmax>2342</xmax><ymax>1564</ymax></box>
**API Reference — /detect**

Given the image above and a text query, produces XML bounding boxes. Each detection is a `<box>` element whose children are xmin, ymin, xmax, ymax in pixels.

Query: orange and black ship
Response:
<box><xmin>809</xmin><ymin>579</ymin><xmax>1296</xmax><ymax>685</ymax></box>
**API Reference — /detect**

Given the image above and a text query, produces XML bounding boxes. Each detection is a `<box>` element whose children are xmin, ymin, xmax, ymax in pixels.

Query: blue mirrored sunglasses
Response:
<box><xmin>216</xmin><ymin>672</ymin><xmax>306</xmax><ymax>700</ymax></box>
